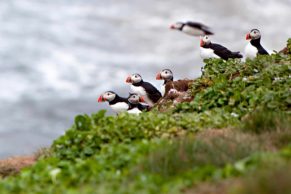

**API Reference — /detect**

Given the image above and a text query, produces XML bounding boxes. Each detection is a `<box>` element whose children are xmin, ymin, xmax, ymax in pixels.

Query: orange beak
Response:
<box><xmin>200</xmin><ymin>39</ymin><xmax>204</xmax><ymax>47</ymax></box>
<box><xmin>246</xmin><ymin>33</ymin><xmax>251</xmax><ymax>40</ymax></box>
<box><xmin>156</xmin><ymin>73</ymin><xmax>162</xmax><ymax>80</ymax></box>
<box><xmin>126</xmin><ymin>76</ymin><xmax>132</xmax><ymax>83</ymax></box>
<box><xmin>97</xmin><ymin>96</ymin><xmax>104</xmax><ymax>102</ymax></box>
<box><xmin>139</xmin><ymin>96</ymin><xmax>145</xmax><ymax>102</ymax></box>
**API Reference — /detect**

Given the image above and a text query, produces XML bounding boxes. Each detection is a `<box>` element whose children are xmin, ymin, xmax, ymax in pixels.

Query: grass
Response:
<box><xmin>229</xmin><ymin>162</ymin><xmax>291</xmax><ymax>194</ymax></box>
<box><xmin>241</xmin><ymin>109</ymin><xmax>290</xmax><ymax>134</ymax></box>
<box><xmin>140</xmin><ymin>131</ymin><xmax>261</xmax><ymax>177</ymax></box>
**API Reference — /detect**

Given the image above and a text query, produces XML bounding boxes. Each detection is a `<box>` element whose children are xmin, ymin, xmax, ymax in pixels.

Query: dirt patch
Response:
<box><xmin>0</xmin><ymin>155</ymin><xmax>36</xmax><ymax>177</ymax></box>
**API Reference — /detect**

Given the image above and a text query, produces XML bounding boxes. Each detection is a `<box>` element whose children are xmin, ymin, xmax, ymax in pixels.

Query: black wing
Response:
<box><xmin>257</xmin><ymin>45</ymin><xmax>269</xmax><ymax>55</ymax></box>
<box><xmin>142</xmin><ymin>82</ymin><xmax>162</xmax><ymax>103</ymax></box>
<box><xmin>210</xmin><ymin>43</ymin><xmax>242</xmax><ymax>60</ymax></box>
<box><xmin>186</xmin><ymin>22</ymin><xmax>214</xmax><ymax>35</ymax></box>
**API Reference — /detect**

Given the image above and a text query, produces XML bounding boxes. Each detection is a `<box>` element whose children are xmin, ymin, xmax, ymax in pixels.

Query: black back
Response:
<box><xmin>203</xmin><ymin>43</ymin><xmax>243</xmax><ymax>60</ymax></box>
<box><xmin>133</xmin><ymin>81</ymin><xmax>161</xmax><ymax>103</ymax></box>
<box><xmin>128</xmin><ymin>103</ymin><xmax>149</xmax><ymax>111</ymax></box>
<box><xmin>250</xmin><ymin>38</ymin><xmax>269</xmax><ymax>55</ymax></box>
<box><xmin>185</xmin><ymin>22</ymin><xmax>214</xmax><ymax>35</ymax></box>
<box><xmin>109</xmin><ymin>95</ymin><xmax>128</xmax><ymax>105</ymax></box>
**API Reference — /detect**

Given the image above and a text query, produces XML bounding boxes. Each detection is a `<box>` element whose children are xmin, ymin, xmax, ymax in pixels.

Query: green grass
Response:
<box><xmin>241</xmin><ymin>109</ymin><xmax>290</xmax><ymax>134</ymax></box>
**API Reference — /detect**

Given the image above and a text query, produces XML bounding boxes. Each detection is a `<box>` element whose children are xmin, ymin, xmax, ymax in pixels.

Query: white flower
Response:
<box><xmin>231</xmin><ymin>112</ymin><xmax>239</xmax><ymax>117</ymax></box>
<box><xmin>242</xmin><ymin>77</ymin><xmax>247</xmax><ymax>81</ymax></box>
<box><xmin>50</xmin><ymin>168</ymin><xmax>61</xmax><ymax>182</ymax></box>
<box><xmin>253</xmin><ymin>69</ymin><xmax>259</xmax><ymax>73</ymax></box>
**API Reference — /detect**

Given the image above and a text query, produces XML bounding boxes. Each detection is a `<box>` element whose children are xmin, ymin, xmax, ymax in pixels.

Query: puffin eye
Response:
<box><xmin>165</xmin><ymin>71</ymin><xmax>168</xmax><ymax>74</ymax></box>
<box><xmin>254</xmin><ymin>31</ymin><xmax>257</xmax><ymax>34</ymax></box>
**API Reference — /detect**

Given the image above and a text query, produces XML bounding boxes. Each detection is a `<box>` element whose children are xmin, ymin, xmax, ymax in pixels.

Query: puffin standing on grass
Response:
<box><xmin>170</xmin><ymin>21</ymin><xmax>214</xmax><ymax>36</ymax></box>
<box><xmin>98</xmin><ymin>91</ymin><xmax>129</xmax><ymax>114</ymax></box>
<box><xmin>245</xmin><ymin>29</ymin><xmax>269</xmax><ymax>59</ymax></box>
<box><xmin>156</xmin><ymin>69</ymin><xmax>192</xmax><ymax>97</ymax></box>
<box><xmin>200</xmin><ymin>35</ymin><xmax>243</xmax><ymax>60</ymax></box>
<box><xmin>156</xmin><ymin>69</ymin><xmax>173</xmax><ymax>96</ymax></box>
<box><xmin>127</xmin><ymin>93</ymin><xmax>149</xmax><ymax>114</ymax></box>
<box><xmin>126</xmin><ymin>73</ymin><xmax>161</xmax><ymax>107</ymax></box>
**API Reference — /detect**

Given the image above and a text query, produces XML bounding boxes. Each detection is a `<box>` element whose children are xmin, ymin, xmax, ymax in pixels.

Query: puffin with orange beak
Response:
<box><xmin>97</xmin><ymin>91</ymin><xmax>129</xmax><ymax>114</ymax></box>
<box><xmin>156</xmin><ymin>69</ymin><xmax>173</xmax><ymax>96</ymax></box>
<box><xmin>127</xmin><ymin>93</ymin><xmax>149</xmax><ymax>114</ymax></box>
<box><xmin>126</xmin><ymin>73</ymin><xmax>161</xmax><ymax>107</ymax></box>
<box><xmin>245</xmin><ymin>29</ymin><xmax>269</xmax><ymax>59</ymax></box>
<box><xmin>200</xmin><ymin>35</ymin><xmax>243</xmax><ymax>60</ymax></box>
<box><xmin>170</xmin><ymin>21</ymin><xmax>214</xmax><ymax>36</ymax></box>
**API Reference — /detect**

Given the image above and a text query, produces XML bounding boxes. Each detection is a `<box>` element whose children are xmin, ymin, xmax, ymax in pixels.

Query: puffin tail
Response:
<box><xmin>231</xmin><ymin>51</ymin><xmax>243</xmax><ymax>59</ymax></box>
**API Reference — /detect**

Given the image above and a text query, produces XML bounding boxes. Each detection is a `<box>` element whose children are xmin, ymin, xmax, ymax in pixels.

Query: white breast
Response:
<box><xmin>130</xmin><ymin>85</ymin><xmax>146</xmax><ymax>96</ymax></box>
<box><xmin>127</xmin><ymin>108</ymin><xmax>141</xmax><ymax>115</ymax></box>
<box><xmin>244</xmin><ymin>42</ymin><xmax>258</xmax><ymax>59</ymax></box>
<box><xmin>161</xmin><ymin>84</ymin><xmax>165</xmax><ymax>96</ymax></box>
<box><xmin>200</xmin><ymin>47</ymin><xmax>220</xmax><ymax>60</ymax></box>
<box><xmin>182</xmin><ymin>26</ymin><xmax>204</xmax><ymax>36</ymax></box>
<box><xmin>110</xmin><ymin>102</ymin><xmax>129</xmax><ymax>114</ymax></box>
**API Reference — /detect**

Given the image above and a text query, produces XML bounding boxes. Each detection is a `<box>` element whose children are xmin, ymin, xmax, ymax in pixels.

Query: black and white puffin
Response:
<box><xmin>127</xmin><ymin>93</ymin><xmax>149</xmax><ymax>114</ymax></box>
<box><xmin>170</xmin><ymin>21</ymin><xmax>214</xmax><ymax>36</ymax></box>
<box><xmin>200</xmin><ymin>35</ymin><xmax>243</xmax><ymax>60</ymax></box>
<box><xmin>156</xmin><ymin>69</ymin><xmax>173</xmax><ymax>96</ymax></box>
<box><xmin>245</xmin><ymin>29</ymin><xmax>269</xmax><ymax>59</ymax></box>
<box><xmin>125</xmin><ymin>73</ymin><xmax>161</xmax><ymax>107</ymax></box>
<box><xmin>98</xmin><ymin>91</ymin><xmax>129</xmax><ymax>114</ymax></box>
<box><xmin>156</xmin><ymin>69</ymin><xmax>192</xmax><ymax>97</ymax></box>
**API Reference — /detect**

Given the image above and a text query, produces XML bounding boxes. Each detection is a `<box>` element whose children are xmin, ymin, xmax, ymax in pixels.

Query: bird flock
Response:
<box><xmin>98</xmin><ymin>21</ymin><xmax>270</xmax><ymax>114</ymax></box>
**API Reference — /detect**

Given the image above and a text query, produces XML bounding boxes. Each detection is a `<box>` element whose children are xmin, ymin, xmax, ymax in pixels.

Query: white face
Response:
<box><xmin>102</xmin><ymin>91</ymin><xmax>116</xmax><ymax>102</ymax></box>
<box><xmin>249</xmin><ymin>29</ymin><xmax>261</xmax><ymax>39</ymax></box>
<box><xmin>201</xmin><ymin>35</ymin><xmax>211</xmax><ymax>46</ymax></box>
<box><xmin>128</xmin><ymin>93</ymin><xmax>140</xmax><ymax>104</ymax></box>
<box><xmin>160</xmin><ymin>69</ymin><xmax>173</xmax><ymax>80</ymax></box>
<box><xmin>130</xmin><ymin>73</ymin><xmax>142</xmax><ymax>84</ymax></box>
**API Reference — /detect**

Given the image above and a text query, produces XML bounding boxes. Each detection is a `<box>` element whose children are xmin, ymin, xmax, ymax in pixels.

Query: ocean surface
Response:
<box><xmin>0</xmin><ymin>0</ymin><xmax>290</xmax><ymax>158</ymax></box>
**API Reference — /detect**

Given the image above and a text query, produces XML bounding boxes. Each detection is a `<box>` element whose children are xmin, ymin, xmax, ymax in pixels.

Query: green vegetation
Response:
<box><xmin>0</xmin><ymin>39</ymin><xmax>290</xmax><ymax>193</ymax></box>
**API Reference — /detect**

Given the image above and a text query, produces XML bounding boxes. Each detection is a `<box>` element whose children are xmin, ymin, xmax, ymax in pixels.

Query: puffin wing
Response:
<box><xmin>186</xmin><ymin>22</ymin><xmax>214</xmax><ymax>35</ymax></box>
<box><xmin>210</xmin><ymin>43</ymin><xmax>242</xmax><ymax>60</ymax></box>
<box><xmin>142</xmin><ymin>82</ymin><xmax>162</xmax><ymax>103</ymax></box>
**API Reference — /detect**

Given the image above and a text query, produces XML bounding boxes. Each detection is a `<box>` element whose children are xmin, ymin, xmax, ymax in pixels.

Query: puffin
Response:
<box><xmin>170</xmin><ymin>21</ymin><xmax>214</xmax><ymax>36</ymax></box>
<box><xmin>98</xmin><ymin>91</ymin><xmax>129</xmax><ymax>114</ymax></box>
<box><xmin>156</xmin><ymin>69</ymin><xmax>173</xmax><ymax>96</ymax></box>
<box><xmin>156</xmin><ymin>69</ymin><xmax>192</xmax><ymax>97</ymax></box>
<box><xmin>125</xmin><ymin>73</ymin><xmax>162</xmax><ymax>107</ymax></box>
<box><xmin>127</xmin><ymin>93</ymin><xmax>149</xmax><ymax>114</ymax></box>
<box><xmin>200</xmin><ymin>35</ymin><xmax>243</xmax><ymax>60</ymax></box>
<box><xmin>245</xmin><ymin>29</ymin><xmax>269</xmax><ymax>59</ymax></box>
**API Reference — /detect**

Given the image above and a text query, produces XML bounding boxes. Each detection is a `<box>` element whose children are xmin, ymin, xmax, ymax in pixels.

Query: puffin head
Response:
<box><xmin>156</xmin><ymin>69</ymin><xmax>173</xmax><ymax>81</ymax></box>
<box><xmin>246</xmin><ymin>29</ymin><xmax>261</xmax><ymax>40</ymax></box>
<box><xmin>170</xmin><ymin>22</ymin><xmax>184</xmax><ymax>30</ymax></box>
<box><xmin>98</xmin><ymin>91</ymin><xmax>116</xmax><ymax>102</ymax></box>
<box><xmin>128</xmin><ymin>93</ymin><xmax>144</xmax><ymax>104</ymax></box>
<box><xmin>200</xmin><ymin>35</ymin><xmax>211</xmax><ymax>47</ymax></box>
<box><xmin>126</xmin><ymin>73</ymin><xmax>143</xmax><ymax>84</ymax></box>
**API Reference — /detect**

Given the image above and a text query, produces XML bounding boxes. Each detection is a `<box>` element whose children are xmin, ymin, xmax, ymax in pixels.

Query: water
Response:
<box><xmin>0</xmin><ymin>0</ymin><xmax>290</xmax><ymax>158</ymax></box>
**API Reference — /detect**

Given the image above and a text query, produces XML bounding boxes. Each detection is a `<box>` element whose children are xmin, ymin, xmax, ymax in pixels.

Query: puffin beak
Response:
<box><xmin>200</xmin><ymin>39</ymin><xmax>204</xmax><ymax>47</ymax></box>
<box><xmin>246</xmin><ymin>33</ymin><xmax>251</xmax><ymax>40</ymax></box>
<box><xmin>156</xmin><ymin>73</ymin><xmax>162</xmax><ymax>80</ymax></box>
<box><xmin>97</xmin><ymin>96</ymin><xmax>104</xmax><ymax>102</ymax></box>
<box><xmin>125</xmin><ymin>76</ymin><xmax>132</xmax><ymax>83</ymax></box>
<box><xmin>139</xmin><ymin>96</ymin><xmax>145</xmax><ymax>102</ymax></box>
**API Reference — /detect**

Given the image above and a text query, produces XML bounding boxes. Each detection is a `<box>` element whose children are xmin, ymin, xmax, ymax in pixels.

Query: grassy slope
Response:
<box><xmin>0</xmin><ymin>39</ymin><xmax>290</xmax><ymax>194</ymax></box>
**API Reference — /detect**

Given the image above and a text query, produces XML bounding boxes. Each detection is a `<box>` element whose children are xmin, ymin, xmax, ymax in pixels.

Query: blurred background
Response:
<box><xmin>0</xmin><ymin>0</ymin><xmax>290</xmax><ymax>158</ymax></box>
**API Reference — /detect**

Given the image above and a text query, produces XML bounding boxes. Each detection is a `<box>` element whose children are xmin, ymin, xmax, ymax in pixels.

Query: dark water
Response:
<box><xmin>0</xmin><ymin>0</ymin><xmax>290</xmax><ymax>158</ymax></box>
